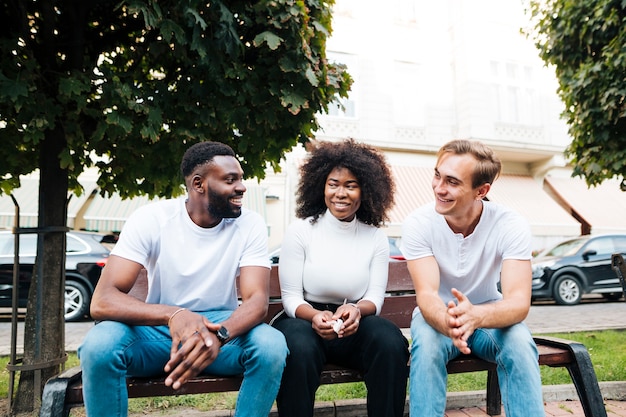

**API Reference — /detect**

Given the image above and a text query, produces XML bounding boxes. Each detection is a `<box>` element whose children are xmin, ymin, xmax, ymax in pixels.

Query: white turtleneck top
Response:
<box><xmin>278</xmin><ymin>209</ymin><xmax>390</xmax><ymax>318</ymax></box>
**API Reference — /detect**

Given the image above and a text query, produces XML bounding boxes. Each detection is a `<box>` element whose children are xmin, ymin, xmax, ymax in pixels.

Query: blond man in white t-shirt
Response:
<box><xmin>401</xmin><ymin>139</ymin><xmax>544</xmax><ymax>417</ymax></box>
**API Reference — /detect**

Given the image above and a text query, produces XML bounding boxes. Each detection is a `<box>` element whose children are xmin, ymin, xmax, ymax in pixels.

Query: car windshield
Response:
<box><xmin>541</xmin><ymin>238</ymin><xmax>587</xmax><ymax>257</ymax></box>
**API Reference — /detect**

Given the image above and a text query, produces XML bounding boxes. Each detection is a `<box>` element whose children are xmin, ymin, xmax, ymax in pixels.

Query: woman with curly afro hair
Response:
<box><xmin>295</xmin><ymin>139</ymin><xmax>395</xmax><ymax>226</ymax></box>
<box><xmin>272</xmin><ymin>139</ymin><xmax>409</xmax><ymax>417</ymax></box>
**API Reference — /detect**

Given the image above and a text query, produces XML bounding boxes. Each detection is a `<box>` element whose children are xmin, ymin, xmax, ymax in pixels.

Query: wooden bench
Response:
<box><xmin>40</xmin><ymin>261</ymin><xmax>607</xmax><ymax>417</ymax></box>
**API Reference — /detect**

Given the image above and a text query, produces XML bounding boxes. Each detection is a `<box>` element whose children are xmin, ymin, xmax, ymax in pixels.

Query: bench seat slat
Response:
<box><xmin>129</xmin><ymin>375</ymin><xmax>244</xmax><ymax>397</ymax></box>
<box><xmin>536</xmin><ymin>345</ymin><xmax>573</xmax><ymax>366</ymax></box>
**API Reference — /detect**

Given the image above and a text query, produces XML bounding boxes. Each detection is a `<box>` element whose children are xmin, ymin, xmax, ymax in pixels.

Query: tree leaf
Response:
<box><xmin>254</xmin><ymin>31</ymin><xmax>284</xmax><ymax>50</ymax></box>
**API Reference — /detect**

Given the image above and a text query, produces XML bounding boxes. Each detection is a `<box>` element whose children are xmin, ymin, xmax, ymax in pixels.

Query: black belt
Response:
<box><xmin>309</xmin><ymin>301</ymin><xmax>343</xmax><ymax>313</ymax></box>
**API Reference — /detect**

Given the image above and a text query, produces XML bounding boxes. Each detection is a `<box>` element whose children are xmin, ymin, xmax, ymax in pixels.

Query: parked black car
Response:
<box><xmin>531</xmin><ymin>234</ymin><xmax>626</xmax><ymax>305</ymax></box>
<box><xmin>0</xmin><ymin>231</ymin><xmax>114</xmax><ymax>321</ymax></box>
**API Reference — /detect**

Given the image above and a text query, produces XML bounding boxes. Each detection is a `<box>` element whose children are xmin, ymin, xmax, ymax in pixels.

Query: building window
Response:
<box><xmin>393</xmin><ymin>61</ymin><xmax>424</xmax><ymax>126</ymax></box>
<box><xmin>490</xmin><ymin>61</ymin><xmax>535</xmax><ymax>125</ymax></box>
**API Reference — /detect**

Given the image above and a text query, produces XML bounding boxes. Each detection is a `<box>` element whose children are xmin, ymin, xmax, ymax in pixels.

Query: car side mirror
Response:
<box><xmin>582</xmin><ymin>249</ymin><xmax>597</xmax><ymax>261</ymax></box>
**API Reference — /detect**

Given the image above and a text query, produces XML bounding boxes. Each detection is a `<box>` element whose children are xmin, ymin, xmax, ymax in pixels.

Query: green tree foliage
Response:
<box><xmin>0</xmin><ymin>0</ymin><xmax>351</xmax><ymax>411</ymax></box>
<box><xmin>0</xmin><ymin>0</ymin><xmax>351</xmax><ymax>197</ymax></box>
<box><xmin>528</xmin><ymin>0</ymin><xmax>626</xmax><ymax>189</ymax></box>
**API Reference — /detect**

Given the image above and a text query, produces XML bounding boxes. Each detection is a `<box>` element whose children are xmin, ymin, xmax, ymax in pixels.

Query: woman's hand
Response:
<box><xmin>332</xmin><ymin>303</ymin><xmax>361</xmax><ymax>338</ymax></box>
<box><xmin>311</xmin><ymin>310</ymin><xmax>338</xmax><ymax>340</ymax></box>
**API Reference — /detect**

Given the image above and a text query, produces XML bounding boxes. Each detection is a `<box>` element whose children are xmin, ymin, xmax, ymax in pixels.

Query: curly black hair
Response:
<box><xmin>296</xmin><ymin>139</ymin><xmax>395</xmax><ymax>226</ymax></box>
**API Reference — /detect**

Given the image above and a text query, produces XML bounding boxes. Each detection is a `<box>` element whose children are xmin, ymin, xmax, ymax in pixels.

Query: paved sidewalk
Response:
<box><xmin>122</xmin><ymin>391</ymin><xmax>626</xmax><ymax>417</ymax></box>
<box><xmin>444</xmin><ymin>399</ymin><xmax>626</xmax><ymax>416</ymax></box>
<box><xmin>440</xmin><ymin>383</ymin><xmax>626</xmax><ymax>416</ymax></box>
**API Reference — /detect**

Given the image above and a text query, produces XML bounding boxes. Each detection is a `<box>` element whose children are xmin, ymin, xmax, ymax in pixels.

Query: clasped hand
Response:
<box><xmin>164</xmin><ymin>310</ymin><xmax>222</xmax><ymax>389</ymax></box>
<box><xmin>311</xmin><ymin>303</ymin><xmax>361</xmax><ymax>340</ymax></box>
<box><xmin>445</xmin><ymin>288</ymin><xmax>478</xmax><ymax>355</ymax></box>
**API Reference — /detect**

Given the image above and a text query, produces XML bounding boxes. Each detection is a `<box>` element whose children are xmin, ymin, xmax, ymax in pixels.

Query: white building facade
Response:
<box><xmin>4</xmin><ymin>0</ymin><xmax>626</xmax><ymax>254</ymax></box>
<box><xmin>260</xmin><ymin>0</ymin><xmax>626</xmax><ymax>253</ymax></box>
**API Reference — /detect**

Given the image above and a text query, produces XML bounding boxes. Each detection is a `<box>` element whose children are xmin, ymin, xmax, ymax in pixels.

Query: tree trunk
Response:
<box><xmin>12</xmin><ymin>128</ymin><xmax>68</xmax><ymax>413</ymax></box>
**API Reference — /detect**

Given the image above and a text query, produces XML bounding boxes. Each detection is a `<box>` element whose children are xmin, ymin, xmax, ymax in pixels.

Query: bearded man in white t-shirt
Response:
<box><xmin>78</xmin><ymin>141</ymin><xmax>287</xmax><ymax>417</ymax></box>
<box><xmin>400</xmin><ymin>139</ymin><xmax>544</xmax><ymax>417</ymax></box>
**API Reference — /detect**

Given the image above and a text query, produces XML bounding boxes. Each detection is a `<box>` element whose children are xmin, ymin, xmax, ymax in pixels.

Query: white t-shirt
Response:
<box><xmin>279</xmin><ymin>210</ymin><xmax>389</xmax><ymax>317</ymax></box>
<box><xmin>111</xmin><ymin>197</ymin><xmax>270</xmax><ymax>311</ymax></box>
<box><xmin>400</xmin><ymin>201</ymin><xmax>532</xmax><ymax>307</ymax></box>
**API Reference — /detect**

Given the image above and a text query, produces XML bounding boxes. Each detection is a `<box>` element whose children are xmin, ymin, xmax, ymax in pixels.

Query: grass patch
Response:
<box><xmin>420</xmin><ymin>329</ymin><xmax>624</xmax><ymax>391</ymax></box>
<box><xmin>450</xmin><ymin>329</ymin><xmax>626</xmax><ymax>391</ymax></box>
<box><xmin>127</xmin><ymin>393</ymin><xmax>238</xmax><ymax>413</ymax></box>
<box><xmin>537</xmin><ymin>330</ymin><xmax>626</xmax><ymax>384</ymax></box>
<box><xmin>2</xmin><ymin>329</ymin><xmax>624</xmax><ymax>414</ymax></box>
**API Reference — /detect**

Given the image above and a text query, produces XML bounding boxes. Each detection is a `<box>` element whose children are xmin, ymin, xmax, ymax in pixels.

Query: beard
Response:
<box><xmin>207</xmin><ymin>188</ymin><xmax>243</xmax><ymax>219</ymax></box>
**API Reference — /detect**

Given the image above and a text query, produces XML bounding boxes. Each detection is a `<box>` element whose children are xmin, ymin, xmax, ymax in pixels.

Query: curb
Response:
<box><xmin>444</xmin><ymin>381</ymin><xmax>626</xmax><ymax>410</ymax></box>
<box><xmin>177</xmin><ymin>382</ymin><xmax>626</xmax><ymax>417</ymax></box>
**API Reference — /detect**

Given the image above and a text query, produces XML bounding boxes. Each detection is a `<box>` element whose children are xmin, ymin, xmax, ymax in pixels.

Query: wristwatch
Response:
<box><xmin>215</xmin><ymin>325</ymin><xmax>230</xmax><ymax>345</ymax></box>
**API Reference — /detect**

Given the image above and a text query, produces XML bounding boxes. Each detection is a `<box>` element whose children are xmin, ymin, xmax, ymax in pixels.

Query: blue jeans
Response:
<box><xmin>78</xmin><ymin>310</ymin><xmax>287</xmax><ymax>417</ymax></box>
<box><xmin>409</xmin><ymin>313</ymin><xmax>544</xmax><ymax>417</ymax></box>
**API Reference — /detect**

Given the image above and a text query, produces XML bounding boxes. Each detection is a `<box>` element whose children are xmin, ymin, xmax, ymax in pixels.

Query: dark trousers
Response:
<box><xmin>272</xmin><ymin>312</ymin><xmax>409</xmax><ymax>417</ymax></box>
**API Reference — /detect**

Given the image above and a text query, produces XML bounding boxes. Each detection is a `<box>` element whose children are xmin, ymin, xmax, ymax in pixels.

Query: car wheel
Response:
<box><xmin>64</xmin><ymin>280</ymin><xmax>90</xmax><ymax>322</ymax></box>
<box><xmin>553</xmin><ymin>275</ymin><xmax>582</xmax><ymax>305</ymax></box>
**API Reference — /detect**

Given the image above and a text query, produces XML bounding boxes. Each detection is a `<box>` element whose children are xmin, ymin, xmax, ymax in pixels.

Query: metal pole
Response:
<box><xmin>34</xmin><ymin>219</ymin><xmax>43</xmax><ymax>411</ymax></box>
<box><xmin>8</xmin><ymin>194</ymin><xmax>20</xmax><ymax>406</ymax></box>
<box><xmin>6</xmin><ymin>195</ymin><xmax>70</xmax><ymax>413</ymax></box>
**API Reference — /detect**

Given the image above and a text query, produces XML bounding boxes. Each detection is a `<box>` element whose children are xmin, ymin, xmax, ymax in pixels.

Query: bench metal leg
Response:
<box><xmin>40</xmin><ymin>378</ymin><xmax>72</xmax><ymax>417</ymax></box>
<box><xmin>534</xmin><ymin>337</ymin><xmax>607</xmax><ymax>417</ymax></box>
<box><xmin>564</xmin><ymin>343</ymin><xmax>607</xmax><ymax>417</ymax></box>
<box><xmin>610</xmin><ymin>253</ymin><xmax>626</xmax><ymax>299</ymax></box>
<box><xmin>40</xmin><ymin>367</ymin><xmax>82</xmax><ymax>417</ymax></box>
<box><xmin>485</xmin><ymin>369</ymin><xmax>501</xmax><ymax>416</ymax></box>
